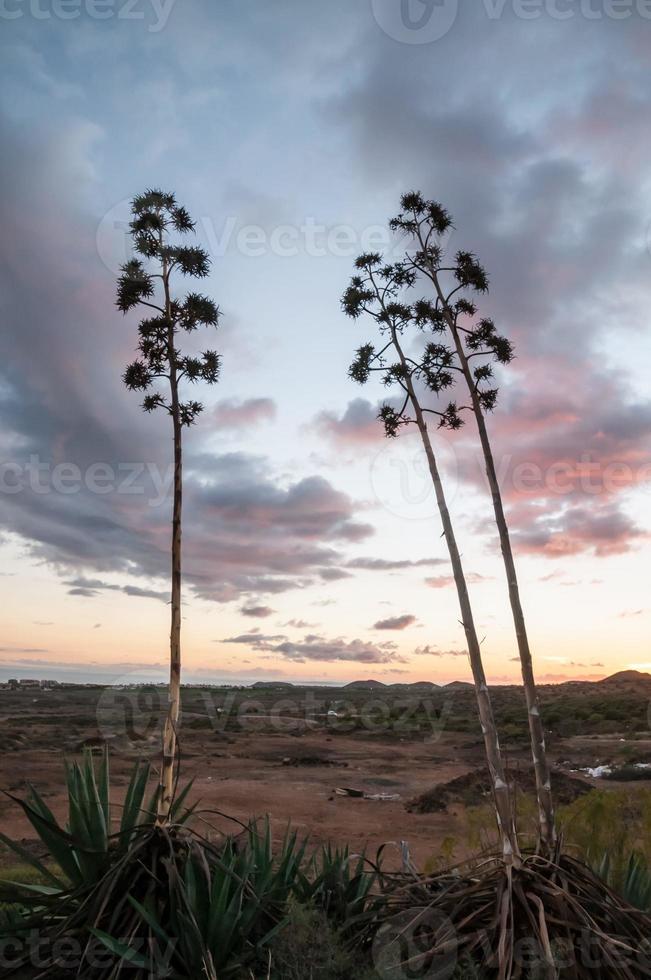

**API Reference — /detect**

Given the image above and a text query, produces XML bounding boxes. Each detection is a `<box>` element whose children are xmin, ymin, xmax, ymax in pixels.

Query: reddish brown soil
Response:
<box><xmin>2</xmin><ymin>686</ymin><xmax>649</xmax><ymax>871</ymax></box>
<box><xmin>0</xmin><ymin>728</ymin><xmax>481</xmax><ymax>868</ymax></box>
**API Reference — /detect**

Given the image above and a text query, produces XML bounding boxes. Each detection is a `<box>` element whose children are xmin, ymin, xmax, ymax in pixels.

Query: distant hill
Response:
<box><xmin>444</xmin><ymin>681</ymin><xmax>474</xmax><ymax>691</ymax></box>
<box><xmin>251</xmin><ymin>681</ymin><xmax>295</xmax><ymax>689</ymax></box>
<box><xmin>344</xmin><ymin>680</ymin><xmax>440</xmax><ymax>692</ymax></box>
<box><xmin>598</xmin><ymin>670</ymin><xmax>651</xmax><ymax>686</ymax></box>
<box><xmin>343</xmin><ymin>679</ymin><xmax>387</xmax><ymax>690</ymax></box>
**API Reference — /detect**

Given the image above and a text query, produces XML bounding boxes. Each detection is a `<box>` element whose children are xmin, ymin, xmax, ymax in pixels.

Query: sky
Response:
<box><xmin>0</xmin><ymin>0</ymin><xmax>650</xmax><ymax>687</ymax></box>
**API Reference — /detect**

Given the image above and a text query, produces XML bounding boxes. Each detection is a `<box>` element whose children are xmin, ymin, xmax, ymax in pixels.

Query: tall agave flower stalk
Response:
<box><xmin>117</xmin><ymin>189</ymin><xmax>221</xmax><ymax>823</ymax></box>
<box><xmin>342</xmin><ymin>255</ymin><xmax>519</xmax><ymax>865</ymax></box>
<box><xmin>391</xmin><ymin>192</ymin><xmax>556</xmax><ymax>851</ymax></box>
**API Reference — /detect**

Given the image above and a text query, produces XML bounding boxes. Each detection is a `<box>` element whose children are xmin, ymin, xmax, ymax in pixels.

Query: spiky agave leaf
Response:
<box><xmin>349</xmin><ymin>343</ymin><xmax>376</xmax><ymax>384</ymax></box>
<box><xmin>180</xmin><ymin>293</ymin><xmax>220</xmax><ymax>329</ymax></box>
<box><xmin>167</xmin><ymin>244</ymin><xmax>211</xmax><ymax>277</ymax></box>
<box><xmin>116</xmin><ymin>260</ymin><xmax>154</xmax><ymax>313</ymax></box>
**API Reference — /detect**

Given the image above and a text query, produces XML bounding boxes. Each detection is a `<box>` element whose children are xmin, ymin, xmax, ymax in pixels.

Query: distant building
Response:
<box><xmin>18</xmin><ymin>679</ymin><xmax>41</xmax><ymax>688</ymax></box>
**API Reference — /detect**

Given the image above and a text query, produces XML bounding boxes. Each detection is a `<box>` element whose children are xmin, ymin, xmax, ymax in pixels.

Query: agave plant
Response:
<box><xmin>0</xmin><ymin>748</ymin><xmax>194</xmax><ymax>898</ymax></box>
<box><xmin>123</xmin><ymin>822</ymin><xmax>311</xmax><ymax>978</ymax></box>
<box><xmin>0</xmin><ymin>748</ymin><xmax>197</xmax><ymax>977</ymax></box>
<box><xmin>0</xmin><ymin>753</ymin><xmax>384</xmax><ymax>978</ymax></box>
<box><xmin>296</xmin><ymin>843</ymin><xmax>381</xmax><ymax>935</ymax></box>
<box><xmin>594</xmin><ymin>850</ymin><xmax>651</xmax><ymax>913</ymax></box>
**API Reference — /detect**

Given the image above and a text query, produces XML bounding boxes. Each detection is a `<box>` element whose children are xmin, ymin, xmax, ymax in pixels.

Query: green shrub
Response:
<box><xmin>263</xmin><ymin>902</ymin><xmax>365</xmax><ymax>979</ymax></box>
<box><xmin>559</xmin><ymin>788</ymin><xmax>651</xmax><ymax>873</ymax></box>
<box><xmin>593</xmin><ymin>850</ymin><xmax>651</xmax><ymax>911</ymax></box>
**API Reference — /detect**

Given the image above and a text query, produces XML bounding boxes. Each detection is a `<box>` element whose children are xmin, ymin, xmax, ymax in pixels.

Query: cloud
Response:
<box><xmin>222</xmin><ymin>630</ymin><xmax>403</xmax><ymax>664</ymax></box>
<box><xmin>509</xmin><ymin>502</ymin><xmax>647</xmax><ymax>559</ymax></box>
<box><xmin>372</xmin><ymin>614</ymin><xmax>417</xmax><ymax>631</ymax></box>
<box><xmin>537</xmin><ymin>673</ymin><xmax>605</xmax><ymax>683</ymax></box>
<box><xmin>123</xmin><ymin>585</ymin><xmax>169</xmax><ymax>601</ymax></box>
<box><xmin>213</xmin><ymin>397</ymin><xmax>276</xmax><ymax>429</ymax></box>
<box><xmin>272</xmin><ymin>635</ymin><xmax>402</xmax><ymax>664</ymax></box>
<box><xmin>465</xmin><ymin>361</ymin><xmax>651</xmax><ymax>558</ymax></box>
<box><xmin>415</xmin><ymin>645</ymin><xmax>468</xmax><ymax>658</ymax></box>
<box><xmin>0</xmin><ymin>116</ymin><xmax>376</xmax><ymax>608</ymax></box>
<box><xmin>66</xmin><ymin>577</ymin><xmax>168</xmax><ymax>602</ymax></box>
<box><xmin>0</xmin><ymin>646</ymin><xmax>49</xmax><ymax>654</ymax></box>
<box><xmin>426</xmin><ymin>576</ymin><xmax>454</xmax><ymax>590</ymax></box>
<box><xmin>318</xmin><ymin>567</ymin><xmax>352</xmax><ymax>581</ymax></box>
<box><xmin>312</xmin><ymin>399</ymin><xmax>384</xmax><ymax>447</ymax></box>
<box><xmin>323</xmin><ymin>18</ymin><xmax>651</xmax><ymax>560</ymax></box>
<box><xmin>347</xmin><ymin>556</ymin><xmax>446</xmax><ymax>571</ymax></box>
<box><xmin>222</xmin><ymin>633</ymin><xmax>287</xmax><ymax>647</ymax></box>
<box><xmin>425</xmin><ymin>573</ymin><xmax>488</xmax><ymax>589</ymax></box>
<box><xmin>240</xmin><ymin>604</ymin><xmax>275</xmax><ymax>619</ymax></box>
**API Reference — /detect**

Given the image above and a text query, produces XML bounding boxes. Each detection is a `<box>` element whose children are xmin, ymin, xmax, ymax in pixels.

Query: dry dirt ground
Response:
<box><xmin>0</xmin><ymin>726</ymin><xmax>485</xmax><ymax>868</ymax></box>
<box><xmin>1</xmin><ymin>685</ymin><xmax>649</xmax><ymax>870</ymax></box>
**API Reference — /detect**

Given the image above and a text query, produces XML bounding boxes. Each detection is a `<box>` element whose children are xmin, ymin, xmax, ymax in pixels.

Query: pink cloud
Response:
<box><xmin>372</xmin><ymin>614</ymin><xmax>417</xmax><ymax>631</ymax></box>
<box><xmin>240</xmin><ymin>604</ymin><xmax>275</xmax><ymax>618</ymax></box>
<box><xmin>312</xmin><ymin>398</ymin><xmax>384</xmax><ymax>446</ymax></box>
<box><xmin>213</xmin><ymin>397</ymin><xmax>276</xmax><ymax>429</ymax></box>
<box><xmin>456</xmin><ymin>354</ymin><xmax>651</xmax><ymax>558</ymax></box>
<box><xmin>425</xmin><ymin>573</ymin><xmax>488</xmax><ymax>589</ymax></box>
